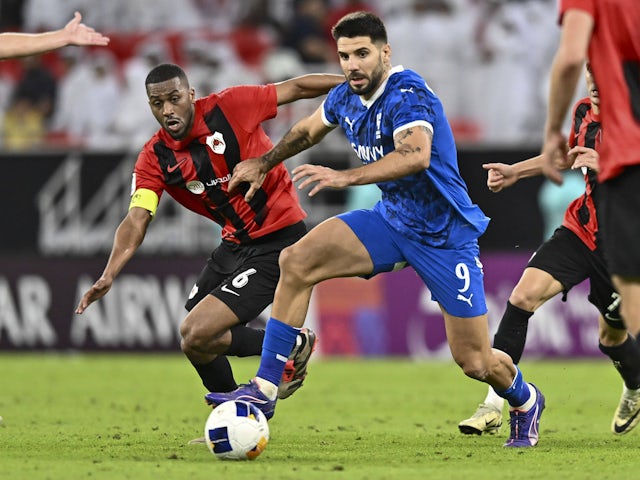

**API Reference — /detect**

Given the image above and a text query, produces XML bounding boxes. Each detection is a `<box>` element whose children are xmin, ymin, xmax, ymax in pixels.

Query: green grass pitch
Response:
<box><xmin>1</xmin><ymin>354</ymin><xmax>639</xmax><ymax>480</ymax></box>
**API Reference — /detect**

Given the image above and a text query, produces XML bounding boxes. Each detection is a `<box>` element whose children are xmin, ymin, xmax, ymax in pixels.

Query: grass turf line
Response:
<box><xmin>1</xmin><ymin>354</ymin><xmax>639</xmax><ymax>480</ymax></box>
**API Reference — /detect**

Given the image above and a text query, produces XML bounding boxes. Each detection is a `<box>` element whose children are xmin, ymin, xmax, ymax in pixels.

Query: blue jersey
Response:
<box><xmin>322</xmin><ymin>66</ymin><xmax>489</xmax><ymax>248</ymax></box>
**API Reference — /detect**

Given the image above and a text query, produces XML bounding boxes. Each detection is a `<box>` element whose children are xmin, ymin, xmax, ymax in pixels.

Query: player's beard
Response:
<box><xmin>348</xmin><ymin>62</ymin><xmax>386</xmax><ymax>98</ymax></box>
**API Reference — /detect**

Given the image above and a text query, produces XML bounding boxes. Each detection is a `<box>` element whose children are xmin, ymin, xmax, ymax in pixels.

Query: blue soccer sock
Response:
<box><xmin>495</xmin><ymin>366</ymin><xmax>534</xmax><ymax>409</ymax></box>
<box><xmin>256</xmin><ymin>317</ymin><xmax>300</xmax><ymax>386</ymax></box>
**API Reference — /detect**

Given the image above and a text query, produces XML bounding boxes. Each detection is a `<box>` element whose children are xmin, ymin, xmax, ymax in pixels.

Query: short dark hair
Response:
<box><xmin>331</xmin><ymin>11</ymin><xmax>387</xmax><ymax>44</ymax></box>
<box><xmin>145</xmin><ymin>63</ymin><xmax>189</xmax><ymax>87</ymax></box>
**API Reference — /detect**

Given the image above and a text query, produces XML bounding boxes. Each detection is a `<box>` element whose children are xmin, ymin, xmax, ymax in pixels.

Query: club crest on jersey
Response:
<box><xmin>206</xmin><ymin>132</ymin><xmax>226</xmax><ymax>154</ymax></box>
<box><xmin>186</xmin><ymin>180</ymin><xmax>205</xmax><ymax>194</ymax></box>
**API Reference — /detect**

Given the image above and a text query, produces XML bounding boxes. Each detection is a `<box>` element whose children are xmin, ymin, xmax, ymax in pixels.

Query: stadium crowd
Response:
<box><xmin>0</xmin><ymin>0</ymin><xmax>564</xmax><ymax>152</ymax></box>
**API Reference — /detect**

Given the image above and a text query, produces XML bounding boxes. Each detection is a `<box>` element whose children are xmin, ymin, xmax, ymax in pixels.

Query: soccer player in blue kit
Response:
<box><xmin>206</xmin><ymin>11</ymin><xmax>545</xmax><ymax>447</ymax></box>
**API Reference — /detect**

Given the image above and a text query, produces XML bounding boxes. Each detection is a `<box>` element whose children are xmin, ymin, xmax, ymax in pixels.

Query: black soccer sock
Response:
<box><xmin>191</xmin><ymin>355</ymin><xmax>238</xmax><ymax>392</ymax></box>
<box><xmin>492</xmin><ymin>301</ymin><xmax>534</xmax><ymax>364</ymax></box>
<box><xmin>599</xmin><ymin>335</ymin><xmax>640</xmax><ymax>389</ymax></box>
<box><xmin>226</xmin><ymin>325</ymin><xmax>265</xmax><ymax>357</ymax></box>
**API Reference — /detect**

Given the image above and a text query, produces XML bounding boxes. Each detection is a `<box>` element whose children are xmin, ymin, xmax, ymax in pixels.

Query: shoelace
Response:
<box><xmin>509</xmin><ymin>410</ymin><xmax>529</xmax><ymax>439</ymax></box>
<box><xmin>619</xmin><ymin>395</ymin><xmax>640</xmax><ymax>416</ymax></box>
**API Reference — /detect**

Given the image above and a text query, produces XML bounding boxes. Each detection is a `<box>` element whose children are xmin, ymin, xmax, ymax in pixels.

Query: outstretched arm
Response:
<box><xmin>228</xmin><ymin>105</ymin><xmax>333</xmax><ymax>202</ymax></box>
<box><xmin>541</xmin><ymin>8</ymin><xmax>593</xmax><ymax>184</ymax></box>
<box><xmin>75</xmin><ymin>207</ymin><xmax>151</xmax><ymax>314</ymax></box>
<box><xmin>483</xmin><ymin>155</ymin><xmax>547</xmax><ymax>193</ymax></box>
<box><xmin>274</xmin><ymin>73</ymin><xmax>344</xmax><ymax>105</ymax></box>
<box><xmin>294</xmin><ymin>124</ymin><xmax>432</xmax><ymax>197</ymax></box>
<box><xmin>0</xmin><ymin>12</ymin><xmax>109</xmax><ymax>59</ymax></box>
<box><xmin>483</xmin><ymin>148</ymin><xmax>575</xmax><ymax>193</ymax></box>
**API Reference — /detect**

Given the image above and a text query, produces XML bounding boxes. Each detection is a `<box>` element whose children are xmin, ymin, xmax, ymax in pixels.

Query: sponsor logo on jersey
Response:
<box><xmin>206</xmin><ymin>173</ymin><xmax>231</xmax><ymax>187</ymax></box>
<box><xmin>186</xmin><ymin>180</ymin><xmax>205</xmax><ymax>194</ymax></box>
<box><xmin>206</xmin><ymin>132</ymin><xmax>226</xmax><ymax>154</ymax></box>
<box><xmin>351</xmin><ymin>143</ymin><xmax>384</xmax><ymax>163</ymax></box>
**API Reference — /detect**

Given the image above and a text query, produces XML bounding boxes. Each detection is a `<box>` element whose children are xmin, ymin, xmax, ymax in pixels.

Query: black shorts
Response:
<box><xmin>599</xmin><ymin>165</ymin><xmax>640</xmax><ymax>277</ymax></box>
<box><xmin>185</xmin><ymin>221</ymin><xmax>307</xmax><ymax>324</ymax></box>
<box><xmin>527</xmin><ymin>226</ymin><xmax>623</xmax><ymax>329</ymax></box>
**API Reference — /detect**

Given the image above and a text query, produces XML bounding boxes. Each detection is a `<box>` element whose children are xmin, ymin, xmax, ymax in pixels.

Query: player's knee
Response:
<box><xmin>179</xmin><ymin>322</ymin><xmax>202</xmax><ymax>352</ymax></box>
<box><xmin>456</xmin><ymin>357</ymin><xmax>490</xmax><ymax>382</ymax></box>
<box><xmin>508</xmin><ymin>289</ymin><xmax>538</xmax><ymax>312</ymax></box>
<box><xmin>599</xmin><ymin>324</ymin><xmax>627</xmax><ymax>346</ymax></box>
<box><xmin>279</xmin><ymin>244</ymin><xmax>313</xmax><ymax>284</ymax></box>
<box><xmin>180</xmin><ymin>320</ymin><xmax>222</xmax><ymax>354</ymax></box>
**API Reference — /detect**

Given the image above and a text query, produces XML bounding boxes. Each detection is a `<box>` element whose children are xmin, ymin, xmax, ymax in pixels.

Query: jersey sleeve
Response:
<box><xmin>130</xmin><ymin>148</ymin><xmax>165</xmax><ymax>216</ymax></box>
<box><xmin>321</xmin><ymin>88</ymin><xmax>340</xmax><ymax>127</ymax></box>
<box><xmin>388</xmin><ymin>81</ymin><xmax>433</xmax><ymax>138</ymax></box>
<box><xmin>559</xmin><ymin>0</ymin><xmax>595</xmax><ymax>23</ymax></box>
<box><xmin>215</xmin><ymin>84</ymin><xmax>278</xmax><ymax>132</ymax></box>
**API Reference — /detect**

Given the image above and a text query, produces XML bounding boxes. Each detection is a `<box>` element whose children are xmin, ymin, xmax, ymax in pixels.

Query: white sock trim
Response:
<box><xmin>512</xmin><ymin>383</ymin><xmax>536</xmax><ymax>411</ymax></box>
<box><xmin>254</xmin><ymin>377</ymin><xmax>278</xmax><ymax>401</ymax></box>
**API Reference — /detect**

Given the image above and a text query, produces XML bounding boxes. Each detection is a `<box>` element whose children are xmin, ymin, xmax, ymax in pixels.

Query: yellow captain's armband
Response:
<box><xmin>129</xmin><ymin>188</ymin><xmax>159</xmax><ymax>217</ymax></box>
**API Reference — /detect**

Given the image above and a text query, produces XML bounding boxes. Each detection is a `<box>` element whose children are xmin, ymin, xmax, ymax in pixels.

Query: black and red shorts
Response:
<box><xmin>527</xmin><ymin>225</ymin><xmax>622</xmax><ymax>329</ymax></box>
<box><xmin>185</xmin><ymin>221</ymin><xmax>307</xmax><ymax>324</ymax></box>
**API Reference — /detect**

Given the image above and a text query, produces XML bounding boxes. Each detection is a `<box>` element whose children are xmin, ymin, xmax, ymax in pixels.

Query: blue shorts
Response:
<box><xmin>338</xmin><ymin>208</ymin><xmax>487</xmax><ymax>318</ymax></box>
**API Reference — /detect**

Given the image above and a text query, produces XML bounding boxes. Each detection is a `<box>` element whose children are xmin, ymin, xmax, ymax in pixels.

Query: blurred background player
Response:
<box><xmin>541</xmin><ymin>3</ymin><xmax>640</xmax><ymax>384</ymax></box>
<box><xmin>459</xmin><ymin>64</ymin><xmax>640</xmax><ymax>436</ymax></box>
<box><xmin>205</xmin><ymin>11</ymin><xmax>546</xmax><ymax>448</ymax></box>
<box><xmin>75</xmin><ymin>64</ymin><xmax>344</xmax><ymax>422</ymax></box>
<box><xmin>0</xmin><ymin>11</ymin><xmax>109</xmax><ymax>59</ymax></box>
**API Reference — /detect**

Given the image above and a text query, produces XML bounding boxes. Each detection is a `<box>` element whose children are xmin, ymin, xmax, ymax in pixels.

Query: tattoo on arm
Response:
<box><xmin>261</xmin><ymin>128</ymin><xmax>315</xmax><ymax>169</ymax></box>
<box><xmin>393</xmin><ymin>126</ymin><xmax>432</xmax><ymax>157</ymax></box>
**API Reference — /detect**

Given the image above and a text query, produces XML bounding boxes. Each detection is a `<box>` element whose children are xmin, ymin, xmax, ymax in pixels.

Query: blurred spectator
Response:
<box><xmin>260</xmin><ymin>46</ymin><xmax>310</xmax><ymax>141</ymax></box>
<box><xmin>8</xmin><ymin>0</ymin><xmax>570</xmax><ymax>150</ymax></box>
<box><xmin>2</xmin><ymin>96</ymin><xmax>46</xmax><ymax>149</ymax></box>
<box><xmin>182</xmin><ymin>35</ymin><xmax>260</xmax><ymax>95</ymax></box>
<box><xmin>191</xmin><ymin>0</ymin><xmax>243</xmax><ymax>34</ymax></box>
<box><xmin>75</xmin><ymin>50</ymin><xmax>121</xmax><ymax>149</ymax></box>
<box><xmin>386</xmin><ymin>0</ymin><xmax>469</xmax><ymax>122</ymax></box>
<box><xmin>2</xmin><ymin>55</ymin><xmax>53</xmax><ymax>150</ymax></box>
<box><xmin>105</xmin><ymin>36</ymin><xmax>174</xmax><ymax>151</ymax></box>
<box><xmin>325</xmin><ymin>0</ymin><xmax>377</xmax><ymax>35</ymax></box>
<box><xmin>22</xmin><ymin>0</ymin><xmax>77</xmax><ymax>30</ymax></box>
<box><xmin>283</xmin><ymin>0</ymin><xmax>334</xmax><ymax>65</ymax></box>
<box><xmin>49</xmin><ymin>50</ymin><xmax>120</xmax><ymax>149</ymax></box>
<box><xmin>469</xmin><ymin>0</ymin><xmax>539</xmax><ymax>143</ymax></box>
<box><xmin>24</xmin><ymin>0</ymin><xmax>204</xmax><ymax>32</ymax></box>
<box><xmin>49</xmin><ymin>46</ymin><xmax>92</xmax><ymax>146</ymax></box>
<box><xmin>0</xmin><ymin>0</ymin><xmax>25</xmax><ymax>30</ymax></box>
<box><xmin>119</xmin><ymin>0</ymin><xmax>204</xmax><ymax>32</ymax></box>
<box><xmin>11</xmin><ymin>55</ymin><xmax>56</xmax><ymax>120</ymax></box>
<box><xmin>118</xmin><ymin>35</ymin><xmax>174</xmax><ymax>103</ymax></box>
<box><xmin>230</xmin><ymin>0</ymin><xmax>282</xmax><ymax>67</ymax></box>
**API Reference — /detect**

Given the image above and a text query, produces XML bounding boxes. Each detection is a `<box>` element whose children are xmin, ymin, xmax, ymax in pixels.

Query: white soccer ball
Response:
<box><xmin>204</xmin><ymin>400</ymin><xmax>270</xmax><ymax>460</ymax></box>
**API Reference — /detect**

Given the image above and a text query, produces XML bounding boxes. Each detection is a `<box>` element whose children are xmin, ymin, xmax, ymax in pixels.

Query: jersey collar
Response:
<box><xmin>359</xmin><ymin>65</ymin><xmax>405</xmax><ymax>108</ymax></box>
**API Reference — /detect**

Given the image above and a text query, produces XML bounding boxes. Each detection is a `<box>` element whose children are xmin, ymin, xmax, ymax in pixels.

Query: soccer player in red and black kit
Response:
<box><xmin>459</xmin><ymin>65</ymin><xmax>640</xmax><ymax>436</ymax></box>
<box><xmin>75</xmin><ymin>64</ymin><xmax>344</xmax><ymax>414</ymax></box>
<box><xmin>541</xmin><ymin>0</ymin><xmax>640</xmax><ymax>434</ymax></box>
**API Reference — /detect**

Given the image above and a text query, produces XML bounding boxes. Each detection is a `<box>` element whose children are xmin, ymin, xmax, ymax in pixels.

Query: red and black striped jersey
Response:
<box><xmin>133</xmin><ymin>84</ymin><xmax>306</xmax><ymax>244</ymax></box>
<box><xmin>562</xmin><ymin>97</ymin><xmax>602</xmax><ymax>251</ymax></box>
<box><xmin>560</xmin><ymin>0</ymin><xmax>640</xmax><ymax>182</ymax></box>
